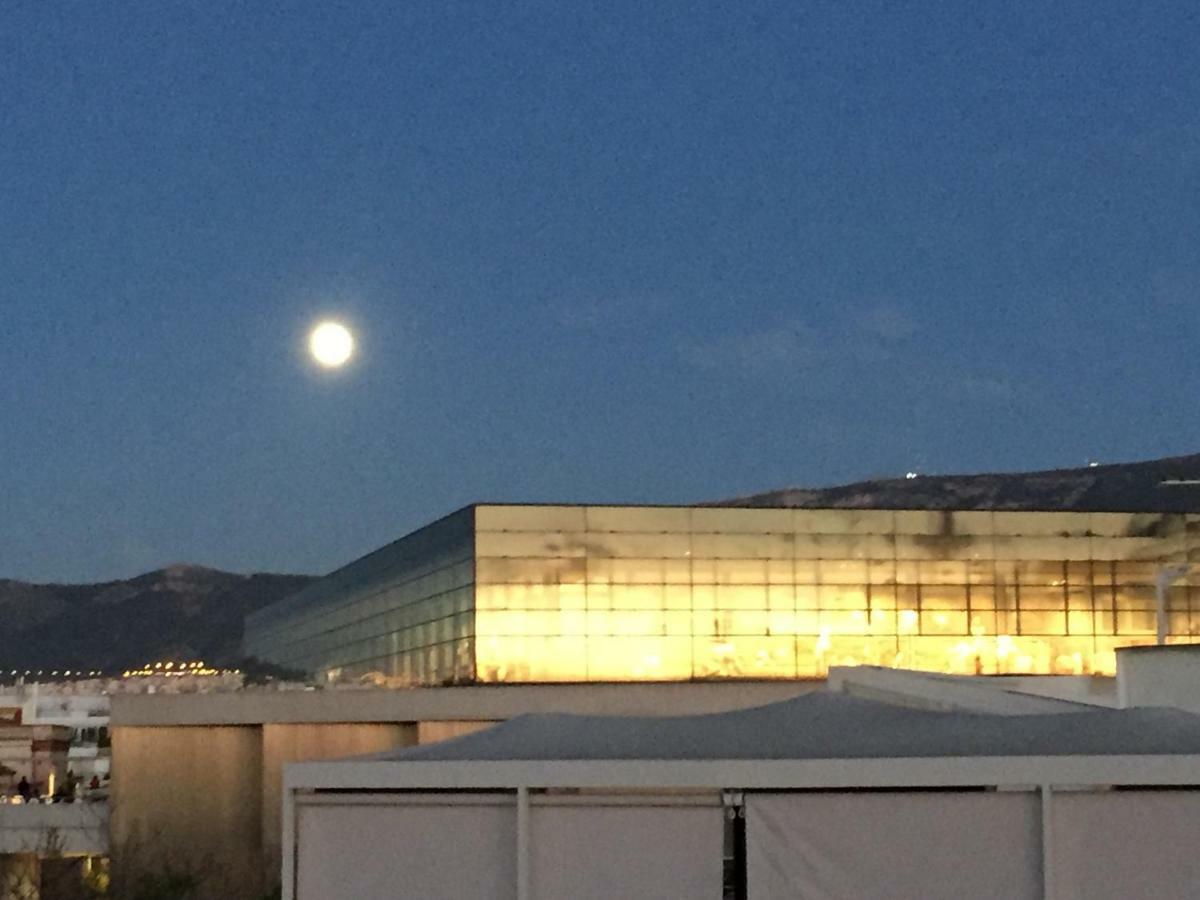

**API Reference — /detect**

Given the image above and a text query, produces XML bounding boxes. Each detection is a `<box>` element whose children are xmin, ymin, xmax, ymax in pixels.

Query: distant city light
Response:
<box><xmin>122</xmin><ymin>660</ymin><xmax>238</xmax><ymax>678</ymax></box>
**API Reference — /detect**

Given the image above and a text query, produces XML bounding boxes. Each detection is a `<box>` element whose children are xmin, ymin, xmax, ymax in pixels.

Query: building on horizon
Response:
<box><xmin>244</xmin><ymin>503</ymin><xmax>1200</xmax><ymax>685</ymax></box>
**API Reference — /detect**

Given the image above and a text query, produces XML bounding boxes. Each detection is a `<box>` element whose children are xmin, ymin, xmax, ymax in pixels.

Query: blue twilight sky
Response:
<box><xmin>2</xmin><ymin>2</ymin><xmax>1199</xmax><ymax>582</ymax></box>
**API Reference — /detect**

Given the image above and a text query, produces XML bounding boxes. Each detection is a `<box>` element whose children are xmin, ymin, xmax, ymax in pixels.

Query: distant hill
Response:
<box><xmin>0</xmin><ymin>564</ymin><xmax>316</xmax><ymax>674</ymax></box>
<box><xmin>718</xmin><ymin>452</ymin><xmax>1200</xmax><ymax>513</ymax></box>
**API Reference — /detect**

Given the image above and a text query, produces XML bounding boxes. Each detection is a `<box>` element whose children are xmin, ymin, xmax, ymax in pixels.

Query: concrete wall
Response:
<box><xmin>110</xmin><ymin>725</ymin><xmax>262</xmax><ymax>889</ymax></box>
<box><xmin>109</xmin><ymin>682</ymin><xmax>816</xmax><ymax>894</ymax></box>
<box><xmin>1117</xmin><ymin>644</ymin><xmax>1200</xmax><ymax>711</ymax></box>
<box><xmin>0</xmin><ymin>803</ymin><xmax>107</xmax><ymax>856</ymax></box>
<box><xmin>110</xmin><ymin>721</ymin><xmax>418</xmax><ymax>893</ymax></box>
<box><xmin>261</xmin><ymin>724</ymin><xmax>414</xmax><ymax>863</ymax></box>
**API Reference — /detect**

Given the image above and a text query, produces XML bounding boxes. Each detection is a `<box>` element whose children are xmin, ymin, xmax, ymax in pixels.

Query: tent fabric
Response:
<box><xmin>1051</xmin><ymin>791</ymin><xmax>1200</xmax><ymax>900</ymax></box>
<box><xmin>745</xmin><ymin>791</ymin><xmax>1041</xmax><ymax>900</ymax></box>
<box><xmin>359</xmin><ymin>692</ymin><xmax>1200</xmax><ymax>763</ymax></box>
<box><xmin>295</xmin><ymin>796</ymin><xmax>516</xmax><ymax>900</ymax></box>
<box><xmin>529</xmin><ymin>801</ymin><xmax>723</xmax><ymax>900</ymax></box>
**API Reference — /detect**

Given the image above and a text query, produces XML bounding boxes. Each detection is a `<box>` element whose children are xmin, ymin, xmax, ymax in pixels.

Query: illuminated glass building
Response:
<box><xmin>244</xmin><ymin>504</ymin><xmax>1200</xmax><ymax>685</ymax></box>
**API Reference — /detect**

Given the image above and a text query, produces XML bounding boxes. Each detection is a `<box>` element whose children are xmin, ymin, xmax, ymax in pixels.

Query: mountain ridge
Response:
<box><xmin>9</xmin><ymin>452</ymin><xmax>1200</xmax><ymax>673</ymax></box>
<box><xmin>0</xmin><ymin>564</ymin><xmax>316</xmax><ymax>673</ymax></box>
<box><xmin>717</xmin><ymin>451</ymin><xmax>1200</xmax><ymax>513</ymax></box>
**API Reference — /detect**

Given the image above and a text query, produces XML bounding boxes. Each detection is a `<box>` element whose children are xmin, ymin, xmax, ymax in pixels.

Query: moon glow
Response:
<box><xmin>309</xmin><ymin>321</ymin><xmax>354</xmax><ymax>368</ymax></box>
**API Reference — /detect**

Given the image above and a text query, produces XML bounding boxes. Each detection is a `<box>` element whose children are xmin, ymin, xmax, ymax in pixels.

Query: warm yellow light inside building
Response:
<box><xmin>465</xmin><ymin>507</ymin><xmax>1199</xmax><ymax>684</ymax></box>
<box><xmin>245</xmin><ymin>505</ymin><xmax>1200</xmax><ymax>687</ymax></box>
<box><xmin>471</xmin><ymin>585</ymin><xmax>1134</xmax><ymax>681</ymax></box>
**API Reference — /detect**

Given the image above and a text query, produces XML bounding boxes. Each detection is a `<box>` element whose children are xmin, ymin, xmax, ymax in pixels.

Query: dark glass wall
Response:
<box><xmin>245</xmin><ymin>507</ymin><xmax>475</xmax><ymax>685</ymax></box>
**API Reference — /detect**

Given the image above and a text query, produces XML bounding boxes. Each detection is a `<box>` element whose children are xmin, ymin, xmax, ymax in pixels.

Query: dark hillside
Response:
<box><xmin>719</xmin><ymin>452</ymin><xmax>1200</xmax><ymax>513</ymax></box>
<box><xmin>0</xmin><ymin>564</ymin><xmax>315</xmax><ymax>673</ymax></box>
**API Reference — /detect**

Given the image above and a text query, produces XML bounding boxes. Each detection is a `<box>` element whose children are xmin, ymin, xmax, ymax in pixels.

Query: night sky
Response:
<box><xmin>3</xmin><ymin>2</ymin><xmax>1199</xmax><ymax>582</ymax></box>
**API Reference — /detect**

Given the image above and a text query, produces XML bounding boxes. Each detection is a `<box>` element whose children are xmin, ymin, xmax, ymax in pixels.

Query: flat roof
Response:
<box><xmin>109</xmin><ymin>682</ymin><xmax>816</xmax><ymax>727</ymax></box>
<box><xmin>362</xmin><ymin>692</ymin><xmax>1200</xmax><ymax>762</ymax></box>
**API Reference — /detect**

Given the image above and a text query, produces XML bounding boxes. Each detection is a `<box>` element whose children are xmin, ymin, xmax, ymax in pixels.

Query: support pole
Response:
<box><xmin>517</xmin><ymin>786</ymin><xmax>530</xmax><ymax>900</ymax></box>
<box><xmin>1041</xmin><ymin>785</ymin><xmax>1054</xmax><ymax>900</ymax></box>
<box><xmin>281</xmin><ymin>788</ymin><xmax>297</xmax><ymax>899</ymax></box>
<box><xmin>1156</xmin><ymin>565</ymin><xmax>1192</xmax><ymax>646</ymax></box>
<box><xmin>1157</xmin><ymin>571</ymin><xmax>1170</xmax><ymax>646</ymax></box>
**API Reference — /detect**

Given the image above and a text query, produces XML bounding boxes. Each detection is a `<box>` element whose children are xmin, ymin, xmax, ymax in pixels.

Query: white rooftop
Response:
<box><xmin>362</xmin><ymin>692</ymin><xmax>1200</xmax><ymax>763</ymax></box>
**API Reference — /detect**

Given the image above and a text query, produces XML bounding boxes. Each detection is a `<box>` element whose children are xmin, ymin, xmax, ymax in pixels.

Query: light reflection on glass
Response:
<box><xmin>247</xmin><ymin>506</ymin><xmax>1200</xmax><ymax>684</ymax></box>
<box><xmin>470</xmin><ymin>507</ymin><xmax>1200</xmax><ymax>682</ymax></box>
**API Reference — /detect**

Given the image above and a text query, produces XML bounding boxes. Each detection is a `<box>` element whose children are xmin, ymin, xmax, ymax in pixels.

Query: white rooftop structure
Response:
<box><xmin>285</xmin><ymin>650</ymin><xmax>1200</xmax><ymax>900</ymax></box>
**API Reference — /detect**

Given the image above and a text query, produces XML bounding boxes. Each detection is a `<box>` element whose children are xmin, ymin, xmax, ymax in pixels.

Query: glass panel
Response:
<box><xmin>600</xmin><ymin>533</ymin><xmax>693</xmax><ymax>558</ymax></box>
<box><xmin>1115</xmin><ymin>562</ymin><xmax>1158</xmax><ymax>586</ymax></box>
<box><xmin>819</xmin><ymin>585</ymin><xmax>868</xmax><ymax>610</ymax></box>
<box><xmin>969</xmin><ymin>586</ymin><xmax>997</xmax><ymax>610</ymax></box>
<box><xmin>714</xmin><ymin>559</ymin><xmax>769</xmax><ymax>584</ymax></box>
<box><xmin>921</xmin><ymin>587</ymin><xmax>969</xmax><ymax>610</ymax></box>
<box><xmin>794</xmin><ymin>561</ymin><xmax>820</xmax><ymax>583</ymax></box>
<box><xmin>692</xmin><ymin>533</ymin><xmax>790</xmax><ymax>559</ymax></box>
<box><xmin>664</xmin><ymin>585</ymin><xmax>692</xmax><ymax>610</ymax></box>
<box><xmin>1067</xmin><ymin>610</ymin><xmax>1095</xmax><ymax>635</ymax></box>
<box><xmin>1019</xmin><ymin>587</ymin><xmax>1065</xmax><ymax>610</ymax></box>
<box><xmin>920</xmin><ymin>561</ymin><xmax>967</xmax><ymax>585</ymax></box>
<box><xmin>766</xmin><ymin>559</ymin><xmax>795</xmax><ymax>584</ymax></box>
<box><xmin>869</xmin><ymin>585</ymin><xmax>897</xmax><ymax>609</ymax></box>
<box><xmin>1116</xmin><ymin>610</ymin><xmax>1155</xmax><ymax>635</ymax></box>
<box><xmin>607</xmin><ymin>558</ymin><xmax>667</xmax><ymax>583</ymax></box>
<box><xmin>1116</xmin><ymin>586</ymin><xmax>1157</xmax><ymax>609</ymax></box>
<box><xmin>610</xmin><ymin>584</ymin><xmax>666</xmax><ymax>610</ymax></box>
<box><xmin>476</xmin><ymin>505</ymin><xmax>587</xmax><ymax>531</ymax></box>
<box><xmin>820</xmin><ymin>611</ymin><xmax>871</xmax><ymax>634</ymax></box>
<box><xmin>921</xmin><ymin>610</ymin><xmax>968</xmax><ymax>634</ymax></box>
<box><xmin>1020</xmin><ymin>611</ymin><xmax>1066</xmax><ymax>634</ymax></box>
<box><xmin>867</xmin><ymin>560</ymin><xmax>897</xmax><ymax>585</ymax></box>
<box><xmin>795</xmin><ymin>586</ymin><xmax>820</xmax><ymax>610</ymax></box>
<box><xmin>821</xmin><ymin>560</ymin><xmax>867</xmax><ymax>585</ymax></box>
<box><xmin>767</xmin><ymin>584</ymin><xmax>795</xmax><ymax>610</ymax></box>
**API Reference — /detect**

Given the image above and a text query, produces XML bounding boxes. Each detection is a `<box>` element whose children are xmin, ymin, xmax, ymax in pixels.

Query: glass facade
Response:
<box><xmin>244</xmin><ymin>507</ymin><xmax>475</xmax><ymax>685</ymax></box>
<box><xmin>245</xmin><ymin>504</ymin><xmax>1200</xmax><ymax>685</ymax></box>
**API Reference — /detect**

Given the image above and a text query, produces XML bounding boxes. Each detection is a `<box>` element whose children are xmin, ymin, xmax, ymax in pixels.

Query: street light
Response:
<box><xmin>1155</xmin><ymin>564</ymin><xmax>1196</xmax><ymax>646</ymax></box>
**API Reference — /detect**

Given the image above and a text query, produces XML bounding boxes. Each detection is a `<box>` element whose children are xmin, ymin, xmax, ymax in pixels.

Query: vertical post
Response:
<box><xmin>1156</xmin><ymin>565</ymin><xmax>1191</xmax><ymax>647</ymax></box>
<box><xmin>1040</xmin><ymin>785</ymin><xmax>1054</xmax><ymax>900</ymax></box>
<box><xmin>1156</xmin><ymin>571</ymin><xmax>1170</xmax><ymax>646</ymax></box>
<box><xmin>281</xmin><ymin>787</ymin><xmax>296</xmax><ymax>900</ymax></box>
<box><xmin>732</xmin><ymin>805</ymin><xmax>747</xmax><ymax>900</ymax></box>
<box><xmin>517</xmin><ymin>786</ymin><xmax>530</xmax><ymax>900</ymax></box>
<box><xmin>723</xmin><ymin>791</ymin><xmax>747</xmax><ymax>900</ymax></box>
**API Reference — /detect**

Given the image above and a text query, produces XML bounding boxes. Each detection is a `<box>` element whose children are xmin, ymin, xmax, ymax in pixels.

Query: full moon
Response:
<box><xmin>309</xmin><ymin>321</ymin><xmax>354</xmax><ymax>368</ymax></box>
